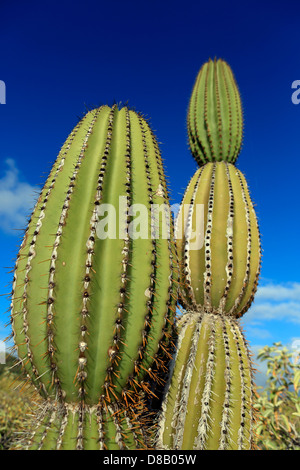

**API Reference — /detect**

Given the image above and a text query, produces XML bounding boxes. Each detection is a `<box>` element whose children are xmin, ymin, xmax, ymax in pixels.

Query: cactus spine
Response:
<box><xmin>10</xmin><ymin>104</ymin><xmax>178</xmax><ymax>449</ymax></box>
<box><xmin>157</xmin><ymin>58</ymin><xmax>261</xmax><ymax>450</ymax></box>
<box><xmin>187</xmin><ymin>58</ymin><xmax>243</xmax><ymax>166</ymax></box>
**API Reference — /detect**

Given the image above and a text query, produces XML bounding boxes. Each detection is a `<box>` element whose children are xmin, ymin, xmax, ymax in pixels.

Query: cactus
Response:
<box><xmin>157</xmin><ymin>57</ymin><xmax>261</xmax><ymax>450</ymax></box>
<box><xmin>157</xmin><ymin>311</ymin><xmax>255</xmax><ymax>450</ymax></box>
<box><xmin>176</xmin><ymin>162</ymin><xmax>261</xmax><ymax>318</ymax></box>
<box><xmin>10</xmin><ymin>104</ymin><xmax>178</xmax><ymax>449</ymax></box>
<box><xmin>157</xmin><ymin>162</ymin><xmax>261</xmax><ymax>450</ymax></box>
<box><xmin>187</xmin><ymin>58</ymin><xmax>243</xmax><ymax>166</ymax></box>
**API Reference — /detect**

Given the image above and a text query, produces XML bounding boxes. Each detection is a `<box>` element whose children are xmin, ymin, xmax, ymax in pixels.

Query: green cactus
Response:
<box><xmin>10</xmin><ymin>104</ymin><xmax>178</xmax><ymax>449</ymax></box>
<box><xmin>157</xmin><ymin>55</ymin><xmax>261</xmax><ymax>449</ymax></box>
<box><xmin>176</xmin><ymin>162</ymin><xmax>261</xmax><ymax>318</ymax></box>
<box><xmin>187</xmin><ymin>58</ymin><xmax>243</xmax><ymax>166</ymax></box>
<box><xmin>157</xmin><ymin>161</ymin><xmax>261</xmax><ymax>450</ymax></box>
<box><xmin>157</xmin><ymin>311</ymin><xmax>255</xmax><ymax>450</ymax></box>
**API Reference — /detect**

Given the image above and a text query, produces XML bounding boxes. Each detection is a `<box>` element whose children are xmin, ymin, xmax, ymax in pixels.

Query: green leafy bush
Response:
<box><xmin>254</xmin><ymin>342</ymin><xmax>300</xmax><ymax>450</ymax></box>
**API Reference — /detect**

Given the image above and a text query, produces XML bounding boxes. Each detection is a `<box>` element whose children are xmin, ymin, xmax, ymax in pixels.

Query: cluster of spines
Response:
<box><xmin>187</xmin><ymin>58</ymin><xmax>243</xmax><ymax>166</ymax></box>
<box><xmin>157</xmin><ymin>312</ymin><xmax>255</xmax><ymax>450</ymax></box>
<box><xmin>21</xmin><ymin>400</ymin><xmax>151</xmax><ymax>450</ymax></box>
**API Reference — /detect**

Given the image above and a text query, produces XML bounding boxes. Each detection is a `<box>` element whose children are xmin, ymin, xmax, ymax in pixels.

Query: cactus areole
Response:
<box><xmin>10</xmin><ymin>104</ymin><xmax>178</xmax><ymax>449</ymax></box>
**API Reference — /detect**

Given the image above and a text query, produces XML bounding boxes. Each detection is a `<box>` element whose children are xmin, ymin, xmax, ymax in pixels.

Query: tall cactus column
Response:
<box><xmin>157</xmin><ymin>59</ymin><xmax>261</xmax><ymax>450</ymax></box>
<box><xmin>187</xmin><ymin>58</ymin><xmax>243</xmax><ymax>166</ymax></box>
<box><xmin>10</xmin><ymin>105</ymin><xmax>178</xmax><ymax>450</ymax></box>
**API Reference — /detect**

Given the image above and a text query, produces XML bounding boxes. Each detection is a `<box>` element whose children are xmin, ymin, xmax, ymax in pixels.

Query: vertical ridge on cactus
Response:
<box><xmin>157</xmin><ymin>311</ymin><xmax>255</xmax><ymax>450</ymax></box>
<box><xmin>187</xmin><ymin>58</ymin><xmax>243</xmax><ymax>166</ymax></box>
<box><xmin>176</xmin><ymin>162</ymin><xmax>261</xmax><ymax>318</ymax></box>
<box><xmin>10</xmin><ymin>104</ymin><xmax>178</xmax><ymax>449</ymax></box>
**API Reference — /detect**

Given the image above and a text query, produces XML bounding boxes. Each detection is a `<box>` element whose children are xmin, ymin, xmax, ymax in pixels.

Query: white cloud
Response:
<box><xmin>243</xmin><ymin>282</ymin><xmax>300</xmax><ymax>325</ymax></box>
<box><xmin>241</xmin><ymin>281</ymin><xmax>300</xmax><ymax>382</ymax></box>
<box><xmin>247</xmin><ymin>300</ymin><xmax>300</xmax><ymax>323</ymax></box>
<box><xmin>255</xmin><ymin>282</ymin><xmax>300</xmax><ymax>302</ymax></box>
<box><xmin>0</xmin><ymin>159</ymin><xmax>39</xmax><ymax>234</ymax></box>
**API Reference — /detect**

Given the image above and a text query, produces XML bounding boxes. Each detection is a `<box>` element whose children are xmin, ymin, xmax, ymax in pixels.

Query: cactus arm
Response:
<box><xmin>12</xmin><ymin>104</ymin><xmax>177</xmax><ymax>449</ymax></box>
<box><xmin>188</xmin><ymin>59</ymin><xmax>243</xmax><ymax>165</ymax></box>
<box><xmin>176</xmin><ymin>162</ymin><xmax>261</xmax><ymax>317</ymax></box>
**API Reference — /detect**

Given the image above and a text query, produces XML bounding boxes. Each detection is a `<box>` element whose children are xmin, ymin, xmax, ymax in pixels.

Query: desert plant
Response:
<box><xmin>9</xmin><ymin>104</ymin><xmax>178</xmax><ymax>450</ymax></box>
<box><xmin>8</xmin><ymin>59</ymin><xmax>263</xmax><ymax>451</ymax></box>
<box><xmin>254</xmin><ymin>342</ymin><xmax>300</xmax><ymax>450</ymax></box>
<box><xmin>187</xmin><ymin>58</ymin><xmax>243</xmax><ymax>166</ymax></box>
<box><xmin>157</xmin><ymin>58</ymin><xmax>261</xmax><ymax>450</ymax></box>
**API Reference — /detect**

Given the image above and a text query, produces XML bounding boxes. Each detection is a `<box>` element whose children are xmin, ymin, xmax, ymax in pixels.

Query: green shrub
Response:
<box><xmin>254</xmin><ymin>342</ymin><xmax>300</xmax><ymax>450</ymax></box>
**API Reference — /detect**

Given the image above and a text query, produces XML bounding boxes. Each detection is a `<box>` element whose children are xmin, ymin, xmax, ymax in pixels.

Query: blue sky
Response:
<box><xmin>0</xmin><ymin>0</ymin><xmax>300</xmax><ymax>385</ymax></box>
